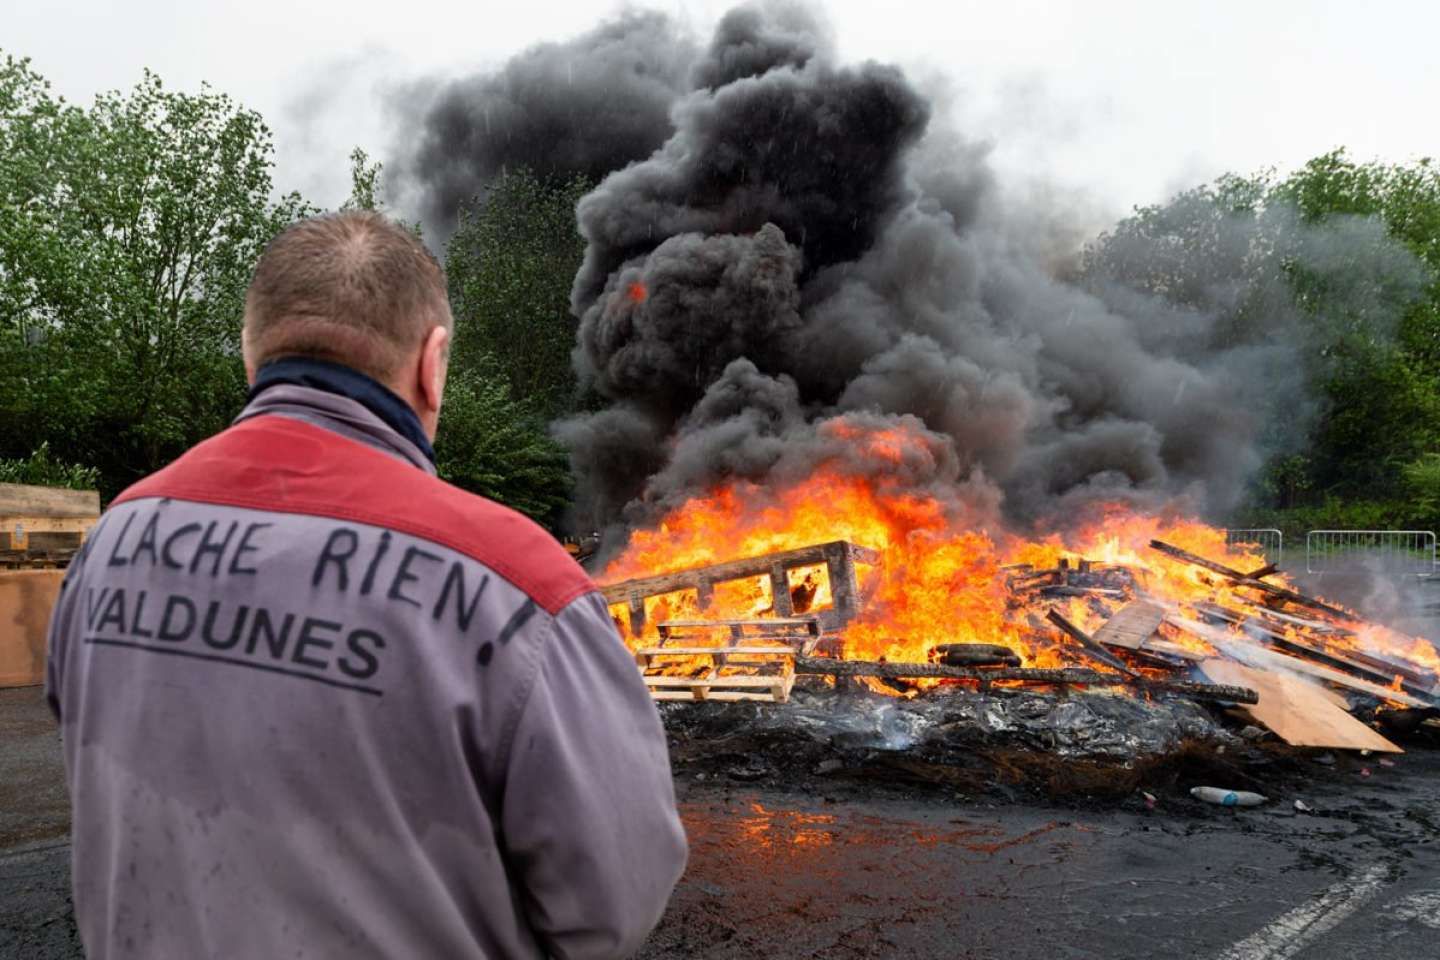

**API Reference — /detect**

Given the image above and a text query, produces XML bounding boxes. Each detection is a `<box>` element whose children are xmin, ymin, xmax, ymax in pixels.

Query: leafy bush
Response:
<box><xmin>434</xmin><ymin>360</ymin><xmax>572</xmax><ymax>527</ymax></box>
<box><xmin>1402</xmin><ymin>453</ymin><xmax>1440</xmax><ymax>524</ymax></box>
<box><xmin>1240</xmin><ymin>498</ymin><xmax>1432</xmax><ymax>545</ymax></box>
<box><xmin>0</xmin><ymin>443</ymin><xmax>100</xmax><ymax>491</ymax></box>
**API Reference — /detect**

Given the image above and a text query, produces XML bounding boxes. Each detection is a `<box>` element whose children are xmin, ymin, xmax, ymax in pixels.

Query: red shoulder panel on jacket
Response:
<box><xmin>113</xmin><ymin>416</ymin><xmax>596</xmax><ymax>616</ymax></box>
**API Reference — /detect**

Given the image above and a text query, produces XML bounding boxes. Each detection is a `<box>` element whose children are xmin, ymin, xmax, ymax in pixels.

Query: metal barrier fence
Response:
<box><xmin>1305</xmin><ymin>530</ymin><xmax>1438</xmax><ymax>576</ymax></box>
<box><xmin>1224</xmin><ymin>528</ymin><xmax>1284</xmax><ymax>564</ymax></box>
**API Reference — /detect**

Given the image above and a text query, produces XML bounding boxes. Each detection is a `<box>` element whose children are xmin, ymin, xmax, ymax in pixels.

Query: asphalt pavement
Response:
<box><xmin>5</xmin><ymin>683</ymin><xmax>1440</xmax><ymax>960</ymax></box>
<box><xmin>636</xmin><ymin>778</ymin><xmax>1440</xmax><ymax>959</ymax></box>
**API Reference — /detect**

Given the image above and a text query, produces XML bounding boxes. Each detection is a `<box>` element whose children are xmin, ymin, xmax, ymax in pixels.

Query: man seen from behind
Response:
<box><xmin>45</xmin><ymin>211</ymin><xmax>687</xmax><ymax>958</ymax></box>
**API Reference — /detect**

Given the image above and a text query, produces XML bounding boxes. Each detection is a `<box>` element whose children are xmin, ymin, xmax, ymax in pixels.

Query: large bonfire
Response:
<box><xmin>599</xmin><ymin>420</ymin><xmax>1437</xmax><ymax>688</ymax></box>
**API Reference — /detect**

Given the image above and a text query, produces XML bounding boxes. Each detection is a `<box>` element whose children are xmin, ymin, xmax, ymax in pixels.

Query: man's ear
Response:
<box><xmin>241</xmin><ymin>326</ymin><xmax>258</xmax><ymax>385</ymax></box>
<box><xmin>418</xmin><ymin>324</ymin><xmax>450</xmax><ymax>415</ymax></box>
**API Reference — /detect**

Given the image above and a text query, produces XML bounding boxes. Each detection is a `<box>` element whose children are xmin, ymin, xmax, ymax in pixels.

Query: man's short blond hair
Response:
<box><xmin>244</xmin><ymin>211</ymin><xmax>452</xmax><ymax>383</ymax></box>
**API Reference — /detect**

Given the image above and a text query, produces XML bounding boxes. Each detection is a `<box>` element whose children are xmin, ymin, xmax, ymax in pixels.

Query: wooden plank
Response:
<box><xmin>658</xmin><ymin>617</ymin><xmax>819</xmax><ymax>633</ymax></box>
<box><xmin>648</xmin><ymin>689</ymin><xmax>785</xmax><ymax>703</ymax></box>
<box><xmin>792</xmin><ymin>657</ymin><xmax>1257</xmax><ymax>703</ymax></box>
<box><xmin>637</xmin><ymin>645</ymin><xmax>795</xmax><ymax>657</ymax></box>
<box><xmin>1165</xmin><ymin>614</ymin><xmax>1433</xmax><ymax>708</ymax></box>
<box><xmin>643</xmin><ymin>675</ymin><xmax>787</xmax><ymax>689</ymax></box>
<box><xmin>1092</xmin><ymin>601</ymin><xmax>1166</xmax><ymax>650</ymax></box>
<box><xmin>1195</xmin><ymin>601</ymin><xmax>1435</xmax><ymax>695</ymax></box>
<box><xmin>1149</xmin><ymin>540</ymin><xmax>1353</xmax><ymax>620</ymax></box>
<box><xmin>769</xmin><ymin>565</ymin><xmax>794</xmax><ymax>617</ymax></box>
<box><xmin>599</xmin><ymin>540</ymin><xmax>879</xmax><ymax>605</ymax></box>
<box><xmin>0</xmin><ymin>517</ymin><xmax>95</xmax><ymax>535</ymax></box>
<box><xmin>1198</xmin><ymin>659</ymin><xmax>1403</xmax><ymax>753</ymax></box>
<box><xmin>1088</xmin><ymin>605</ymin><xmax>1208</xmax><ymax>661</ymax></box>
<box><xmin>1044</xmin><ymin>610</ymin><xmax>1139</xmax><ymax>676</ymax></box>
<box><xmin>0</xmin><ymin>483</ymin><xmax>100</xmax><ymax>520</ymax></box>
<box><xmin>1243</xmin><ymin>605</ymin><xmax>1355</xmax><ymax>637</ymax></box>
<box><xmin>1142</xmin><ymin>636</ymin><xmax>1208</xmax><ymax>662</ymax></box>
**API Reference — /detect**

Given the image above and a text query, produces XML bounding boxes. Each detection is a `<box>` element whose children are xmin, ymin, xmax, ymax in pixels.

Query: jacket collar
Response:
<box><xmin>239</xmin><ymin>358</ymin><xmax>437</xmax><ymax>474</ymax></box>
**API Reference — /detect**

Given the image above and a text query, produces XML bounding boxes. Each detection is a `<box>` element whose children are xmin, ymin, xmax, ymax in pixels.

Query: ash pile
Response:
<box><xmin>602</xmin><ymin>538</ymin><xmax>1439</xmax><ymax>786</ymax></box>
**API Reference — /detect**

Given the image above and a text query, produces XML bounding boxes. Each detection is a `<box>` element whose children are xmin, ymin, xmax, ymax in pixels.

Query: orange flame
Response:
<box><xmin>601</xmin><ymin>421</ymin><xmax>1437</xmax><ymax>684</ymax></box>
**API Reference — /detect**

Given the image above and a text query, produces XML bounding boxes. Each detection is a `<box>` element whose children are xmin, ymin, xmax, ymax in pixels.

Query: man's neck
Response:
<box><xmin>248</xmin><ymin>357</ymin><xmax>437</xmax><ymax>465</ymax></box>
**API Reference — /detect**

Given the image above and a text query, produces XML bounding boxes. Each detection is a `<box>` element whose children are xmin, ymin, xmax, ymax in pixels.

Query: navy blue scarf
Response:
<box><xmin>249</xmin><ymin>357</ymin><xmax>437</xmax><ymax>465</ymax></box>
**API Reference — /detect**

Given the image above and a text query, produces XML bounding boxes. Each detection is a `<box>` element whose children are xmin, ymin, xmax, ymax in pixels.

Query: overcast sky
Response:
<box><xmin>7</xmin><ymin>0</ymin><xmax>1438</xmax><ymax>229</ymax></box>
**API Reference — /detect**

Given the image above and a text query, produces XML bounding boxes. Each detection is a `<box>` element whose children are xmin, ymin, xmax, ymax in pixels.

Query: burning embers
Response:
<box><xmin>598</xmin><ymin>461</ymin><xmax>1438</xmax><ymax>752</ymax></box>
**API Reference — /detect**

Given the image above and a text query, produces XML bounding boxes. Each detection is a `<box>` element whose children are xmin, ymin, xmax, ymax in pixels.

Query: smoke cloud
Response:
<box><xmin>396</xmin><ymin>2</ymin><xmax>1429</xmax><ymax>543</ymax></box>
<box><xmin>393</xmin><ymin>10</ymin><xmax>696</xmax><ymax>243</ymax></box>
<box><xmin>690</xmin><ymin>1</ymin><xmax>830</xmax><ymax>90</ymax></box>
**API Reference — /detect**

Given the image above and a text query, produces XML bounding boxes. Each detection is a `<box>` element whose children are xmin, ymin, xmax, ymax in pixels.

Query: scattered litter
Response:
<box><xmin>1294</xmin><ymin>799</ymin><xmax>1312</xmax><ymax>813</ymax></box>
<box><xmin>1313</xmin><ymin>753</ymin><xmax>1336</xmax><ymax>766</ymax></box>
<box><xmin>1379</xmin><ymin>758</ymin><xmax>1396</xmax><ymax>768</ymax></box>
<box><xmin>815</xmin><ymin>758</ymin><xmax>843</xmax><ymax>775</ymax></box>
<box><xmin>1191</xmin><ymin>787</ymin><xmax>1267</xmax><ymax>807</ymax></box>
<box><xmin>1360</xmin><ymin>767</ymin><xmax>1372</xmax><ymax>778</ymax></box>
<box><xmin>1142</xmin><ymin>792</ymin><xmax>1157</xmax><ymax>810</ymax></box>
<box><xmin>1239</xmin><ymin>726</ymin><xmax>1268</xmax><ymax>741</ymax></box>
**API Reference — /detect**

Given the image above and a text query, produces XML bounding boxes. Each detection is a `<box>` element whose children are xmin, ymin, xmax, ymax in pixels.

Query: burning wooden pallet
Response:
<box><xmin>600</xmin><ymin>540</ymin><xmax>877</xmax><ymax>639</ymax></box>
<box><xmin>635</xmin><ymin>644</ymin><xmax>796</xmax><ymax>703</ymax></box>
<box><xmin>634</xmin><ymin>617</ymin><xmax>819</xmax><ymax>703</ymax></box>
<box><xmin>604</xmin><ymin>535</ymin><xmax>1439</xmax><ymax>752</ymax></box>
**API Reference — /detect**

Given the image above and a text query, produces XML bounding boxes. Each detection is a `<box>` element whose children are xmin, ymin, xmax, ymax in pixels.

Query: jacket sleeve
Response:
<box><xmin>45</xmin><ymin>558</ymin><xmax>85</xmax><ymax>723</ymax></box>
<box><xmin>500</xmin><ymin>591</ymin><xmax>687</xmax><ymax>959</ymax></box>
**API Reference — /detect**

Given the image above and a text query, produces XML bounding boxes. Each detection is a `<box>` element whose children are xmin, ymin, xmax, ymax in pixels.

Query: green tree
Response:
<box><xmin>342</xmin><ymin>146</ymin><xmax>383</xmax><ymax>212</ymax></box>
<box><xmin>1403</xmin><ymin>453</ymin><xmax>1440</xmax><ymax>526</ymax></box>
<box><xmin>1273</xmin><ymin>152</ymin><xmax>1440</xmax><ymax>499</ymax></box>
<box><xmin>445</xmin><ymin>168</ymin><xmax>591</xmax><ymax>417</ymax></box>
<box><xmin>434</xmin><ymin>359</ymin><xmax>572</xmax><ymax>526</ymax></box>
<box><xmin>0</xmin><ymin>55</ymin><xmax>313</xmax><ymax>496</ymax></box>
<box><xmin>1084</xmin><ymin>149</ymin><xmax>1440</xmax><ymax>523</ymax></box>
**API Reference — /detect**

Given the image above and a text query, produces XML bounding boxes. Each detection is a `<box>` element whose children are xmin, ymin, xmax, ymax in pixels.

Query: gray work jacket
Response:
<box><xmin>45</xmin><ymin>384</ymin><xmax>686</xmax><ymax>958</ymax></box>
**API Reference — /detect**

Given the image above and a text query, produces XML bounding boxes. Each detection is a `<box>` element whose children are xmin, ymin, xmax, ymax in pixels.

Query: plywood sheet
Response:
<box><xmin>1198</xmin><ymin>658</ymin><xmax>1402</xmax><ymax>753</ymax></box>
<box><xmin>1093</xmin><ymin>601</ymin><xmax>1166</xmax><ymax>650</ymax></box>
<box><xmin>0</xmin><ymin>569</ymin><xmax>63</xmax><ymax>687</ymax></box>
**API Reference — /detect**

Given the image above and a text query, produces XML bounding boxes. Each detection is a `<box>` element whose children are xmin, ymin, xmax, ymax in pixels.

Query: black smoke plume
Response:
<box><xmin>393</xmin><ymin>10</ymin><xmax>695</xmax><ymax>242</ymax></box>
<box><xmin>398</xmin><ymin>2</ymin><xmax>1428</xmax><ymax>543</ymax></box>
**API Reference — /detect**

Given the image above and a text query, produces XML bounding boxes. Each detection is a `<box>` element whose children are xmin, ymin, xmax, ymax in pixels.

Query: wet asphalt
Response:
<box><xmin>5</xmin><ymin>682</ymin><xmax>1440</xmax><ymax>960</ymax></box>
<box><xmin>636</xmin><ymin>775</ymin><xmax>1440</xmax><ymax>959</ymax></box>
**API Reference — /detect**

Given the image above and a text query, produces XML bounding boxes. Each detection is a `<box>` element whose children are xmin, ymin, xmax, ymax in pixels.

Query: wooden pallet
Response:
<box><xmin>636</xmin><ymin>644</ymin><xmax>796</xmax><ymax>703</ymax></box>
<box><xmin>656</xmin><ymin>617</ymin><xmax>822</xmax><ymax>654</ymax></box>
<box><xmin>600</xmin><ymin>540</ymin><xmax>877</xmax><ymax>637</ymax></box>
<box><xmin>1</xmin><ymin>482</ymin><xmax>98</xmax><ymax>569</ymax></box>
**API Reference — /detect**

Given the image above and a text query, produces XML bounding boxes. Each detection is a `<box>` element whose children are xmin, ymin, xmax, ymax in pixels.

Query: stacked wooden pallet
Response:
<box><xmin>0</xmin><ymin>482</ymin><xmax>99</xmax><ymax>569</ymax></box>
<box><xmin>634</xmin><ymin>616</ymin><xmax>821</xmax><ymax>703</ymax></box>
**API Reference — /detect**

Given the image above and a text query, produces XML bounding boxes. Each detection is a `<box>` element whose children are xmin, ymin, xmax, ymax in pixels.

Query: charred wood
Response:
<box><xmin>793</xmin><ymin>658</ymin><xmax>1258</xmax><ymax>704</ymax></box>
<box><xmin>1045</xmin><ymin>611</ymin><xmax>1140</xmax><ymax>677</ymax></box>
<box><xmin>1148</xmin><ymin>540</ymin><xmax>1352</xmax><ymax>620</ymax></box>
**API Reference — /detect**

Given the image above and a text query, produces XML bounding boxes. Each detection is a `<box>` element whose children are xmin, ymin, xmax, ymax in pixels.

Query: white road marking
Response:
<box><xmin>1214</xmin><ymin>863</ymin><xmax>1389</xmax><ymax>960</ymax></box>
<box><xmin>1386</xmin><ymin>890</ymin><xmax>1440</xmax><ymax>929</ymax></box>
